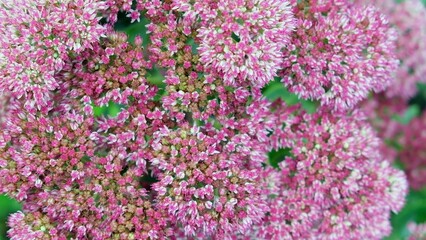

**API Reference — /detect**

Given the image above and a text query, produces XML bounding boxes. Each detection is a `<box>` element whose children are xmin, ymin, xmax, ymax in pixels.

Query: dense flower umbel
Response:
<box><xmin>151</xmin><ymin>125</ymin><xmax>269</xmax><ymax>237</ymax></box>
<box><xmin>256</xmin><ymin>103</ymin><xmax>408</xmax><ymax>239</ymax></box>
<box><xmin>0</xmin><ymin>90</ymin><xmax>173</xmax><ymax>239</ymax></box>
<box><xmin>7</xmin><ymin>211</ymin><xmax>60</xmax><ymax>240</ymax></box>
<box><xmin>196</xmin><ymin>0</ymin><xmax>295</xmax><ymax>87</ymax></box>
<box><xmin>360</xmin><ymin>0</ymin><xmax>426</xmax><ymax>99</ymax></box>
<box><xmin>357</xmin><ymin>0</ymin><xmax>426</xmax><ymax>190</ymax></box>
<box><xmin>0</xmin><ymin>0</ymin><xmax>107</xmax><ymax>107</ymax></box>
<box><xmin>281</xmin><ymin>0</ymin><xmax>398</xmax><ymax>111</ymax></box>
<box><xmin>0</xmin><ymin>95</ymin><xmax>93</xmax><ymax>201</ymax></box>
<box><xmin>1</xmin><ymin>30</ymin><xmax>277</xmax><ymax>238</ymax></box>
<box><xmin>66</xmin><ymin>33</ymin><xmax>154</xmax><ymax>107</ymax></box>
<box><xmin>143</xmin><ymin>0</ymin><xmax>295</xmax><ymax>89</ymax></box>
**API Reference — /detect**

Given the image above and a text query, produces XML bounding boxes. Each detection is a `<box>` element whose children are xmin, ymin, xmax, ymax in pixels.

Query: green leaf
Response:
<box><xmin>231</xmin><ymin>32</ymin><xmax>241</xmax><ymax>43</ymax></box>
<box><xmin>93</xmin><ymin>101</ymin><xmax>125</xmax><ymax>117</ymax></box>
<box><xmin>268</xmin><ymin>148</ymin><xmax>293</xmax><ymax>169</ymax></box>
<box><xmin>0</xmin><ymin>195</ymin><xmax>21</xmax><ymax>239</ymax></box>
<box><xmin>262</xmin><ymin>81</ymin><xmax>319</xmax><ymax>113</ymax></box>
<box><xmin>385</xmin><ymin>187</ymin><xmax>426</xmax><ymax>240</ymax></box>
<box><xmin>301</xmin><ymin>99</ymin><xmax>318</xmax><ymax>114</ymax></box>
<box><xmin>392</xmin><ymin>105</ymin><xmax>420</xmax><ymax>125</ymax></box>
<box><xmin>146</xmin><ymin>68</ymin><xmax>165</xmax><ymax>86</ymax></box>
<box><xmin>262</xmin><ymin>81</ymin><xmax>299</xmax><ymax>105</ymax></box>
<box><xmin>117</xmin><ymin>16</ymin><xmax>151</xmax><ymax>46</ymax></box>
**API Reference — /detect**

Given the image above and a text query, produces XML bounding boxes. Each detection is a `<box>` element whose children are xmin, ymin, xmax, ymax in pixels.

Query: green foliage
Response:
<box><xmin>93</xmin><ymin>101</ymin><xmax>125</xmax><ymax>117</ymax></box>
<box><xmin>115</xmin><ymin>12</ymin><xmax>150</xmax><ymax>46</ymax></box>
<box><xmin>262</xmin><ymin>80</ymin><xmax>319</xmax><ymax>113</ymax></box>
<box><xmin>0</xmin><ymin>195</ymin><xmax>21</xmax><ymax>240</ymax></box>
<box><xmin>392</xmin><ymin>105</ymin><xmax>420</xmax><ymax>125</ymax></box>
<box><xmin>268</xmin><ymin>148</ymin><xmax>293</xmax><ymax>169</ymax></box>
<box><xmin>385</xmin><ymin>187</ymin><xmax>426</xmax><ymax>240</ymax></box>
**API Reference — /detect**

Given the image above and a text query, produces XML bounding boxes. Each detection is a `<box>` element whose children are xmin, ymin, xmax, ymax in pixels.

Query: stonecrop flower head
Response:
<box><xmin>65</xmin><ymin>32</ymin><xmax>153</xmax><ymax>107</ymax></box>
<box><xmin>0</xmin><ymin>0</ymin><xmax>107</xmax><ymax>107</ymax></box>
<box><xmin>0</xmin><ymin>82</ymin><xmax>173</xmax><ymax>239</ymax></box>
<box><xmin>281</xmin><ymin>0</ymin><xmax>399</xmax><ymax>111</ymax></box>
<box><xmin>360</xmin><ymin>94</ymin><xmax>407</xmax><ymax>161</ymax></box>
<box><xmin>151</xmin><ymin>125</ymin><xmax>269</xmax><ymax>237</ymax></box>
<box><xmin>255</xmin><ymin>102</ymin><xmax>408</xmax><ymax>239</ymax></box>
<box><xmin>385</xmin><ymin>0</ymin><xmax>426</xmax><ymax>99</ymax></box>
<box><xmin>358</xmin><ymin>0</ymin><xmax>426</xmax><ymax>99</ymax></box>
<box><xmin>361</xmin><ymin>93</ymin><xmax>426</xmax><ymax>190</ymax></box>
<box><xmin>366</xmin><ymin>0</ymin><xmax>426</xmax><ymax>99</ymax></box>
<box><xmin>7</xmin><ymin>211</ymin><xmax>57</xmax><ymax>240</ymax></box>
<box><xmin>195</xmin><ymin>0</ymin><xmax>296</xmax><ymax>87</ymax></box>
<box><xmin>0</xmin><ymin>28</ymin><xmax>276</xmax><ymax>238</ymax></box>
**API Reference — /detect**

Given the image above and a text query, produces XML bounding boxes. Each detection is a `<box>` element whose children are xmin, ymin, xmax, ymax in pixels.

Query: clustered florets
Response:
<box><xmin>196</xmin><ymin>0</ymin><xmax>296</xmax><ymax>87</ymax></box>
<box><xmin>281</xmin><ymin>0</ymin><xmax>399</xmax><ymax>111</ymax></box>
<box><xmin>361</xmin><ymin>0</ymin><xmax>426</xmax><ymax>99</ymax></box>
<box><xmin>0</xmin><ymin>0</ymin><xmax>107</xmax><ymax>107</ymax></box>
<box><xmin>397</xmin><ymin>113</ymin><xmax>426</xmax><ymax>190</ymax></box>
<box><xmin>0</xmin><ymin>0</ymin><xmax>419</xmax><ymax>239</ymax></box>
<box><xmin>255</xmin><ymin>104</ymin><xmax>407</xmax><ymax>239</ymax></box>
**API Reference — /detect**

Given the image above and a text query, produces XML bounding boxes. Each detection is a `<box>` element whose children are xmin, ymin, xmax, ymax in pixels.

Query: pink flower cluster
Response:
<box><xmin>255</xmin><ymin>104</ymin><xmax>407</xmax><ymax>239</ymax></box>
<box><xmin>360</xmin><ymin>0</ymin><xmax>426</xmax><ymax>99</ymax></box>
<box><xmin>0</xmin><ymin>0</ymin><xmax>107</xmax><ymax>107</ymax></box>
<box><xmin>151</xmin><ymin>125</ymin><xmax>269</xmax><ymax>237</ymax></box>
<box><xmin>362</xmin><ymin>94</ymin><xmax>426</xmax><ymax>190</ymax></box>
<box><xmin>195</xmin><ymin>0</ymin><xmax>296</xmax><ymax>87</ymax></box>
<box><xmin>0</xmin><ymin>0</ymin><xmax>411</xmax><ymax>239</ymax></box>
<box><xmin>281</xmin><ymin>0</ymin><xmax>398</xmax><ymax>111</ymax></box>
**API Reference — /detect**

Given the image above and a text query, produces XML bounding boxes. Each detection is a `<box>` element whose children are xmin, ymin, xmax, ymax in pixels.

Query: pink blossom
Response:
<box><xmin>255</xmin><ymin>101</ymin><xmax>408</xmax><ymax>239</ymax></box>
<box><xmin>0</xmin><ymin>0</ymin><xmax>107</xmax><ymax>107</ymax></box>
<box><xmin>0</xmin><ymin>1</ymin><xmax>410</xmax><ymax>238</ymax></box>
<box><xmin>196</xmin><ymin>0</ymin><xmax>295</xmax><ymax>87</ymax></box>
<box><xmin>126</xmin><ymin>9</ymin><xmax>141</xmax><ymax>23</ymax></box>
<box><xmin>7</xmin><ymin>211</ymin><xmax>61</xmax><ymax>240</ymax></box>
<box><xmin>151</xmin><ymin>125</ymin><xmax>269</xmax><ymax>238</ymax></box>
<box><xmin>358</xmin><ymin>0</ymin><xmax>426</xmax><ymax>99</ymax></box>
<box><xmin>281</xmin><ymin>1</ymin><xmax>398</xmax><ymax>111</ymax></box>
